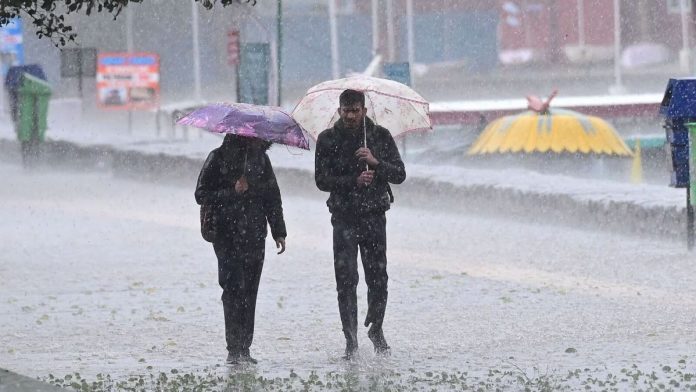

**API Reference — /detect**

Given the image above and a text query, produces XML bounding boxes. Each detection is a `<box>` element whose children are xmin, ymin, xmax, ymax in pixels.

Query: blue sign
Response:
<box><xmin>100</xmin><ymin>56</ymin><xmax>126</xmax><ymax>66</ymax></box>
<box><xmin>383</xmin><ymin>62</ymin><xmax>411</xmax><ymax>87</ymax></box>
<box><xmin>130</xmin><ymin>56</ymin><xmax>156</xmax><ymax>65</ymax></box>
<box><xmin>0</xmin><ymin>18</ymin><xmax>24</xmax><ymax>76</ymax></box>
<box><xmin>238</xmin><ymin>43</ymin><xmax>270</xmax><ymax>105</ymax></box>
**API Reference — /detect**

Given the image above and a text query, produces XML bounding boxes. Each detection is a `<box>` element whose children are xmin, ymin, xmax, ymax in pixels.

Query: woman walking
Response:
<box><xmin>195</xmin><ymin>134</ymin><xmax>287</xmax><ymax>365</ymax></box>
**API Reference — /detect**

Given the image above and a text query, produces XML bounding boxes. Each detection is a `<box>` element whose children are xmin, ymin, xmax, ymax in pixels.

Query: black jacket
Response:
<box><xmin>195</xmin><ymin>143</ymin><xmax>286</xmax><ymax>242</ymax></box>
<box><xmin>315</xmin><ymin>117</ymin><xmax>406</xmax><ymax>216</ymax></box>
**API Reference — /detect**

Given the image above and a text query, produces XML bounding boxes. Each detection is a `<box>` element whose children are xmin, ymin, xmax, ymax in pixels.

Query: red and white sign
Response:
<box><xmin>227</xmin><ymin>30</ymin><xmax>240</xmax><ymax>66</ymax></box>
<box><xmin>96</xmin><ymin>52</ymin><xmax>160</xmax><ymax>110</ymax></box>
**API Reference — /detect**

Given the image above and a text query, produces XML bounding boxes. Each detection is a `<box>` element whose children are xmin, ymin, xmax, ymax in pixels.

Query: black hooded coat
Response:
<box><xmin>315</xmin><ymin>117</ymin><xmax>406</xmax><ymax>216</ymax></box>
<box><xmin>195</xmin><ymin>136</ymin><xmax>286</xmax><ymax>244</ymax></box>
<box><xmin>195</xmin><ymin>135</ymin><xmax>286</xmax><ymax>356</ymax></box>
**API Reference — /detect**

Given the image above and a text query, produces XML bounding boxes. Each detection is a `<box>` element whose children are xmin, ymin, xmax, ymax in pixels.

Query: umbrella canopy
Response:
<box><xmin>177</xmin><ymin>102</ymin><xmax>310</xmax><ymax>150</ymax></box>
<box><xmin>291</xmin><ymin>75</ymin><xmax>432</xmax><ymax>140</ymax></box>
<box><xmin>467</xmin><ymin>108</ymin><xmax>633</xmax><ymax>157</ymax></box>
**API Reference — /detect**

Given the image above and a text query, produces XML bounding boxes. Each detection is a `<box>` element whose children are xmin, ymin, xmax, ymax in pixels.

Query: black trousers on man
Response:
<box><xmin>213</xmin><ymin>238</ymin><xmax>265</xmax><ymax>356</ymax></box>
<box><xmin>331</xmin><ymin>212</ymin><xmax>388</xmax><ymax>349</ymax></box>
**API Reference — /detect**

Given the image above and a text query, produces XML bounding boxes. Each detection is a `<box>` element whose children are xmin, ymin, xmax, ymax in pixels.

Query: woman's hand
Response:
<box><xmin>275</xmin><ymin>237</ymin><xmax>286</xmax><ymax>254</ymax></box>
<box><xmin>235</xmin><ymin>175</ymin><xmax>249</xmax><ymax>194</ymax></box>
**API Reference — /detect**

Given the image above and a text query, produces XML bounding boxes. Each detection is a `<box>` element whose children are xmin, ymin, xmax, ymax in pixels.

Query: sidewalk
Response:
<box><xmin>0</xmin><ymin>369</ymin><xmax>64</xmax><ymax>392</ymax></box>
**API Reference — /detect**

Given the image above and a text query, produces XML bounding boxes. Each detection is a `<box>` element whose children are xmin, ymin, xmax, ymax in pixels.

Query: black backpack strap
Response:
<box><xmin>387</xmin><ymin>184</ymin><xmax>394</xmax><ymax>203</ymax></box>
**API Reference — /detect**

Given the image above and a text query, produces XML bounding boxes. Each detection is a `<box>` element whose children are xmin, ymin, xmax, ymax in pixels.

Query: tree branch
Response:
<box><xmin>0</xmin><ymin>0</ymin><xmax>256</xmax><ymax>46</ymax></box>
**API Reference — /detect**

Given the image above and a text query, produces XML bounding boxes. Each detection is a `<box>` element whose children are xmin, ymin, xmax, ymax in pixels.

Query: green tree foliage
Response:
<box><xmin>0</xmin><ymin>0</ymin><xmax>256</xmax><ymax>45</ymax></box>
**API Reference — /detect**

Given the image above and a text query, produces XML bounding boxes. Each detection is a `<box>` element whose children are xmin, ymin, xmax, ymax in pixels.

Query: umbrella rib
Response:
<box><xmin>278</xmin><ymin>108</ymin><xmax>309</xmax><ymax>133</ymax></box>
<box><xmin>403</xmin><ymin>99</ymin><xmax>433</xmax><ymax>131</ymax></box>
<box><xmin>362</xmin><ymin>95</ymin><xmax>430</xmax><ymax>136</ymax></box>
<box><xmin>367</xmin><ymin>94</ymin><xmax>378</xmax><ymax>128</ymax></box>
<box><xmin>304</xmin><ymin>86</ymin><xmax>429</xmax><ymax>105</ymax></box>
<box><xmin>397</xmin><ymin>126</ymin><xmax>434</xmax><ymax>137</ymax></box>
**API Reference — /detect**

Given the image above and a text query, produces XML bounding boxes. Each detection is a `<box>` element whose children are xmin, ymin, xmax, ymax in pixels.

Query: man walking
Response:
<box><xmin>315</xmin><ymin>89</ymin><xmax>406</xmax><ymax>359</ymax></box>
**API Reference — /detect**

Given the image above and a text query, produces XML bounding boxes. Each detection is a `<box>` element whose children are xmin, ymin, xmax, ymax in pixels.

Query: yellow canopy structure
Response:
<box><xmin>467</xmin><ymin>109</ymin><xmax>633</xmax><ymax>157</ymax></box>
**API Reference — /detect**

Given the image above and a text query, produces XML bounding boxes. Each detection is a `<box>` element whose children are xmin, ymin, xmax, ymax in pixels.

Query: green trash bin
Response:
<box><xmin>686</xmin><ymin>123</ymin><xmax>696</xmax><ymax>206</ymax></box>
<box><xmin>17</xmin><ymin>73</ymin><xmax>51</xmax><ymax>143</ymax></box>
<box><xmin>16</xmin><ymin>73</ymin><xmax>51</xmax><ymax>166</ymax></box>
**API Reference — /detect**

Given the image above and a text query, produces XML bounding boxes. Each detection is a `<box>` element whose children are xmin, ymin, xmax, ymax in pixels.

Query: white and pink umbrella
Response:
<box><xmin>291</xmin><ymin>75</ymin><xmax>432</xmax><ymax>141</ymax></box>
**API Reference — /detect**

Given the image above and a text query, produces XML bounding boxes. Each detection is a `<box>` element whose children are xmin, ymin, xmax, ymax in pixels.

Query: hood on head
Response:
<box><xmin>221</xmin><ymin>134</ymin><xmax>272</xmax><ymax>152</ymax></box>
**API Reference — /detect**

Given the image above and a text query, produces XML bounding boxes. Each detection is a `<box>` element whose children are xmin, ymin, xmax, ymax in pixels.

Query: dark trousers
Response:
<box><xmin>331</xmin><ymin>213</ymin><xmax>388</xmax><ymax>346</ymax></box>
<box><xmin>213</xmin><ymin>238</ymin><xmax>265</xmax><ymax>355</ymax></box>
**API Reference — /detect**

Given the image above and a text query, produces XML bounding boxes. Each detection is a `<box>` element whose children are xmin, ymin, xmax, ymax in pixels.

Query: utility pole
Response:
<box><xmin>371</xmin><ymin>0</ymin><xmax>379</xmax><ymax>56</ymax></box>
<box><xmin>680</xmin><ymin>0</ymin><xmax>692</xmax><ymax>73</ymax></box>
<box><xmin>126</xmin><ymin>7</ymin><xmax>134</xmax><ymax>53</ymax></box>
<box><xmin>386</xmin><ymin>0</ymin><xmax>396</xmax><ymax>62</ymax></box>
<box><xmin>277</xmin><ymin>0</ymin><xmax>282</xmax><ymax>106</ymax></box>
<box><xmin>126</xmin><ymin>6</ymin><xmax>134</xmax><ymax>134</ymax></box>
<box><xmin>191</xmin><ymin>0</ymin><xmax>202</xmax><ymax>103</ymax></box>
<box><xmin>406</xmin><ymin>0</ymin><xmax>415</xmax><ymax>87</ymax></box>
<box><xmin>610</xmin><ymin>0</ymin><xmax>625</xmax><ymax>94</ymax></box>
<box><xmin>328</xmin><ymin>0</ymin><xmax>340</xmax><ymax>79</ymax></box>
<box><xmin>577</xmin><ymin>0</ymin><xmax>585</xmax><ymax>48</ymax></box>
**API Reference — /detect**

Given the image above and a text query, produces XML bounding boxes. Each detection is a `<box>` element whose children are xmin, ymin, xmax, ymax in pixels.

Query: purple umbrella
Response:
<box><xmin>177</xmin><ymin>102</ymin><xmax>310</xmax><ymax>150</ymax></box>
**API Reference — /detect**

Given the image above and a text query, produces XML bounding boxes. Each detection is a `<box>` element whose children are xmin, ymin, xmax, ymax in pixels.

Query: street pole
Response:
<box><xmin>403</xmin><ymin>0</ymin><xmax>415</xmax><ymax>157</ymax></box>
<box><xmin>406</xmin><ymin>0</ymin><xmax>415</xmax><ymax>87</ymax></box>
<box><xmin>191</xmin><ymin>0</ymin><xmax>202</xmax><ymax>103</ymax></box>
<box><xmin>386</xmin><ymin>0</ymin><xmax>396</xmax><ymax>62</ymax></box>
<box><xmin>688</xmin><ymin>190</ymin><xmax>695</xmax><ymax>250</ymax></box>
<box><xmin>577</xmin><ymin>0</ymin><xmax>585</xmax><ymax>48</ymax></box>
<box><xmin>77</xmin><ymin>49</ymin><xmax>83</xmax><ymax>101</ymax></box>
<box><xmin>277</xmin><ymin>0</ymin><xmax>282</xmax><ymax>106</ymax></box>
<box><xmin>522</xmin><ymin>0</ymin><xmax>531</xmax><ymax>48</ymax></box>
<box><xmin>610</xmin><ymin>0</ymin><xmax>625</xmax><ymax>94</ymax></box>
<box><xmin>126</xmin><ymin>6</ymin><xmax>134</xmax><ymax>134</ymax></box>
<box><xmin>680</xmin><ymin>0</ymin><xmax>692</xmax><ymax>73</ymax></box>
<box><xmin>371</xmin><ymin>0</ymin><xmax>379</xmax><ymax>56</ymax></box>
<box><xmin>126</xmin><ymin>7</ymin><xmax>134</xmax><ymax>53</ymax></box>
<box><xmin>328</xmin><ymin>0</ymin><xmax>340</xmax><ymax>79</ymax></box>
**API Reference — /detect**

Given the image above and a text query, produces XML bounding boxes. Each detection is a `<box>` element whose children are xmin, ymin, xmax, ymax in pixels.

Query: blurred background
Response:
<box><xmin>3</xmin><ymin>0</ymin><xmax>694</xmax><ymax>183</ymax></box>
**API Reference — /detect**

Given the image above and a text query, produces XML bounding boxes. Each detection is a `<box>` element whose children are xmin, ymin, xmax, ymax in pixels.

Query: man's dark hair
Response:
<box><xmin>339</xmin><ymin>89</ymin><xmax>365</xmax><ymax>107</ymax></box>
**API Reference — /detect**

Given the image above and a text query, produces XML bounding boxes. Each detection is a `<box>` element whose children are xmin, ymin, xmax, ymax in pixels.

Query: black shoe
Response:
<box><xmin>342</xmin><ymin>342</ymin><xmax>358</xmax><ymax>360</ymax></box>
<box><xmin>367</xmin><ymin>326</ymin><xmax>391</xmax><ymax>355</ymax></box>
<box><xmin>226</xmin><ymin>352</ymin><xmax>240</xmax><ymax>365</ymax></box>
<box><xmin>374</xmin><ymin>345</ymin><xmax>391</xmax><ymax>356</ymax></box>
<box><xmin>239</xmin><ymin>354</ymin><xmax>258</xmax><ymax>364</ymax></box>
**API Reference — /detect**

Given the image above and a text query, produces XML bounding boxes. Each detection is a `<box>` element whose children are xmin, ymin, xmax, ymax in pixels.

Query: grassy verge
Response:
<box><xmin>44</xmin><ymin>359</ymin><xmax>695</xmax><ymax>391</ymax></box>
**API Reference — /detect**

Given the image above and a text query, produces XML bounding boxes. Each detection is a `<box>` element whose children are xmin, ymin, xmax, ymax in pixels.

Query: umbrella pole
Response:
<box><xmin>363</xmin><ymin>116</ymin><xmax>367</xmax><ymax>148</ymax></box>
<box><xmin>363</xmin><ymin>116</ymin><xmax>369</xmax><ymax>171</ymax></box>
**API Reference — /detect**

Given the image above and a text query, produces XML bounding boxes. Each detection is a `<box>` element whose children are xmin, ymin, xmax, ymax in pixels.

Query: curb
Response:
<box><xmin>0</xmin><ymin>138</ymin><xmax>685</xmax><ymax>240</ymax></box>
